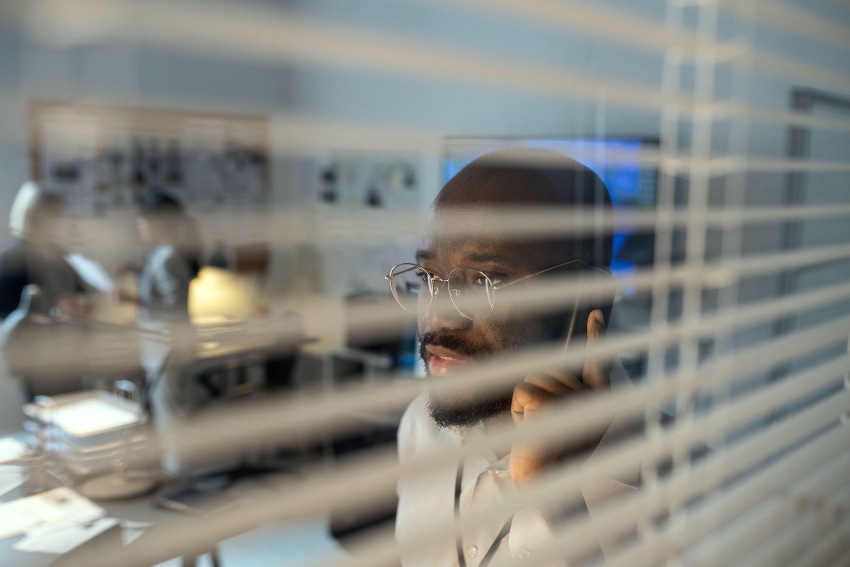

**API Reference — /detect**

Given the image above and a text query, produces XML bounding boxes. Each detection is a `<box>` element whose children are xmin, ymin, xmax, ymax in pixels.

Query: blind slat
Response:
<box><xmin>685</xmin><ymin>454</ymin><xmax>850</xmax><ymax>566</ymax></box>
<box><xmin>723</xmin><ymin>0</ymin><xmax>850</xmax><ymax>51</ymax></box>
<box><xmin>24</xmin><ymin>0</ymin><xmax>850</xmax><ymax>130</ymax></box>
<box><xmin>740</xmin><ymin>499</ymin><xmax>850</xmax><ymax>567</ymax></box>
<box><xmin>588</xmin><ymin>422</ymin><xmax>847</xmax><ymax>567</ymax></box>
<box><xmin>785</xmin><ymin>507</ymin><xmax>850</xmax><ymax>567</ymax></box>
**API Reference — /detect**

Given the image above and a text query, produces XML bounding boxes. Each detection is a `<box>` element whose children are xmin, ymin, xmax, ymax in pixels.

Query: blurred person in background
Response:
<box><xmin>0</xmin><ymin>182</ymin><xmax>92</xmax><ymax>399</ymax></box>
<box><xmin>391</xmin><ymin>149</ymin><xmax>631</xmax><ymax>566</ymax></box>
<box><xmin>0</xmin><ymin>181</ymin><xmax>89</xmax><ymax>320</ymax></box>
<box><xmin>121</xmin><ymin>192</ymin><xmax>205</xmax><ymax>465</ymax></box>
<box><xmin>126</xmin><ymin>191</ymin><xmax>202</xmax><ymax>321</ymax></box>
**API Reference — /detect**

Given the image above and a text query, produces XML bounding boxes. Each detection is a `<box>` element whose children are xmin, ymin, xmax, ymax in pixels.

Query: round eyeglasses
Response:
<box><xmin>385</xmin><ymin>260</ymin><xmax>590</xmax><ymax>321</ymax></box>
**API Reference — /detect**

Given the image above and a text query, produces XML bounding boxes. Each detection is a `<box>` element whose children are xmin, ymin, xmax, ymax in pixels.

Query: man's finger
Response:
<box><xmin>511</xmin><ymin>382</ymin><xmax>555</xmax><ymax>424</ymax></box>
<box><xmin>522</xmin><ymin>372</ymin><xmax>581</xmax><ymax>396</ymax></box>
<box><xmin>582</xmin><ymin>309</ymin><xmax>610</xmax><ymax>390</ymax></box>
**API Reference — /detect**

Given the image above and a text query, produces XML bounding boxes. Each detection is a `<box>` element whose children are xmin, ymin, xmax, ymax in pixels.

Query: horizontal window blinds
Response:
<box><xmin>4</xmin><ymin>0</ymin><xmax>849</xmax><ymax>565</ymax></box>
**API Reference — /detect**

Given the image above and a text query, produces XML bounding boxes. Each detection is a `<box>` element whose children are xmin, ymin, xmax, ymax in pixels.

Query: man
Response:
<box><xmin>0</xmin><ymin>182</ymin><xmax>88</xmax><ymax>320</ymax></box>
<box><xmin>391</xmin><ymin>148</ymin><xmax>632</xmax><ymax>566</ymax></box>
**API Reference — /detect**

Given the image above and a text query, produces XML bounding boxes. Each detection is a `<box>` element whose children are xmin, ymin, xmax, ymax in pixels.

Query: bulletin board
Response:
<box><xmin>298</xmin><ymin>151</ymin><xmax>424</xmax><ymax>295</ymax></box>
<box><xmin>28</xmin><ymin>100</ymin><xmax>270</xmax><ymax>217</ymax></box>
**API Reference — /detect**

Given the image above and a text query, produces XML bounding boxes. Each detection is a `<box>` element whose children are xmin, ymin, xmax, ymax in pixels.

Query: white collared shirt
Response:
<box><xmin>138</xmin><ymin>245</ymin><xmax>192</xmax><ymax>319</ymax></box>
<box><xmin>395</xmin><ymin>363</ymin><xmax>638</xmax><ymax>566</ymax></box>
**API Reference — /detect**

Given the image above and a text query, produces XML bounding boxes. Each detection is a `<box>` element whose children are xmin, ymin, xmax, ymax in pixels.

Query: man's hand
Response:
<box><xmin>509</xmin><ymin>309</ymin><xmax>609</xmax><ymax>485</ymax></box>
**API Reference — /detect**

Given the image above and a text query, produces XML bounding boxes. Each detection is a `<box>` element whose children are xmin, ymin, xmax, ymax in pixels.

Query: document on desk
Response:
<box><xmin>14</xmin><ymin>517</ymin><xmax>154</xmax><ymax>554</ymax></box>
<box><xmin>0</xmin><ymin>487</ymin><xmax>104</xmax><ymax>540</ymax></box>
<box><xmin>13</xmin><ymin>516</ymin><xmax>119</xmax><ymax>554</ymax></box>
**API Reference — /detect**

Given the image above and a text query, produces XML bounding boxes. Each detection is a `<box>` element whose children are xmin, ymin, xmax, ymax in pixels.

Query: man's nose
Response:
<box><xmin>423</xmin><ymin>281</ymin><xmax>471</xmax><ymax>331</ymax></box>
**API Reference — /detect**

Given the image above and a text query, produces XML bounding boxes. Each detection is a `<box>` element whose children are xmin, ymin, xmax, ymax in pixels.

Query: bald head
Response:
<box><xmin>432</xmin><ymin>148</ymin><xmax>613</xmax><ymax>269</ymax></box>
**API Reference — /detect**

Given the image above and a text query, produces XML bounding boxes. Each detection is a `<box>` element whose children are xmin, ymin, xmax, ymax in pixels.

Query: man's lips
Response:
<box><xmin>424</xmin><ymin>345</ymin><xmax>469</xmax><ymax>375</ymax></box>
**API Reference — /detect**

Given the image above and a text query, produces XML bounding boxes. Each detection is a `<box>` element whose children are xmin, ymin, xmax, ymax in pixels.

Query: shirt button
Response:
<box><xmin>467</xmin><ymin>545</ymin><xmax>478</xmax><ymax>558</ymax></box>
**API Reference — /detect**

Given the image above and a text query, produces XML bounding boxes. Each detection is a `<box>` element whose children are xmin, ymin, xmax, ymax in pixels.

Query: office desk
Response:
<box><xmin>0</xmin><ymin>321</ymin><xmax>320</xmax><ymax>567</ymax></box>
<box><xmin>0</xmin><ymin>468</ymin><xmax>344</xmax><ymax>567</ymax></box>
<box><xmin>0</xmin><ymin>477</ymin><xmax>180</xmax><ymax>567</ymax></box>
<box><xmin>0</xmin><ymin>315</ymin><xmax>364</xmax><ymax>566</ymax></box>
<box><xmin>150</xmin><ymin>315</ymin><xmax>312</xmax><ymax>402</ymax></box>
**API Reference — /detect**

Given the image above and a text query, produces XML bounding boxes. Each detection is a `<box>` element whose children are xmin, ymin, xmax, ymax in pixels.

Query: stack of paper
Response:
<box><xmin>49</xmin><ymin>399</ymin><xmax>140</xmax><ymax>438</ymax></box>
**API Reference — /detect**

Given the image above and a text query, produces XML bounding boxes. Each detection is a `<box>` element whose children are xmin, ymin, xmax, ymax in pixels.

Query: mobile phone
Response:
<box><xmin>561</xmin><ymin>296</ymin><xmax>596</xmax><ymax>350</ymax></box>
<box><xmin>561</xmin><ymin>294</ymin><xmax>581</xmax><ymax>354</ymax></box>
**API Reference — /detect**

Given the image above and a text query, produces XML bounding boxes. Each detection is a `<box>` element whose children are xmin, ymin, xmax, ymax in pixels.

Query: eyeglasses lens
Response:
<box><xmin>390</xmin><ymin>263</ymin><xmax>431</xmax><ymax>313</ymax></box>
<box><xmin>448</xmin><ymin>268</ymin><xmax>495</xmax><ymax>320</ymax></box>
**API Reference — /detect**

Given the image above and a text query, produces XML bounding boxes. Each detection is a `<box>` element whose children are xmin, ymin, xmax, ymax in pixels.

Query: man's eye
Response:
<box><xmin>472</xmin><ymin>275</ymin><xmax>490</xmax><ymax>286</ymax></box>
<box><xmin>486</xmin><ymin>274</ymin><xmax>508</xmax><ymax>286</ymax></box>
<box><xmin>414</xmin><ymin>269</ymin><xmax>430</xmax><ymax>283</ymax></box>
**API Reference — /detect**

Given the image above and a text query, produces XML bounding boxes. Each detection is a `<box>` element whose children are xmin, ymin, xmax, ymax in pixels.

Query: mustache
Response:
<box><xmin>419</xmin><ymin>331</ymin><xmax>490</xmax><ymax>359</ymax></box>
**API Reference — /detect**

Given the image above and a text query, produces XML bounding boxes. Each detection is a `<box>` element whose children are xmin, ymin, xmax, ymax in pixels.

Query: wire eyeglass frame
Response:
<box><xmin>385</xmin><ymin>259</ymin><xmax>599</xmax><ymax>321</ymax></box>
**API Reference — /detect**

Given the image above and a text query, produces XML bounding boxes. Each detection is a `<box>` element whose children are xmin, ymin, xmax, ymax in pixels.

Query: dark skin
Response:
<box><xmin>509</xmin><ymin>311</ymin><xmax>607</xmax><ymax>484</ymax></box>
<box><xmin>417</xmin><ymin>178</ymin><xmax>609</xmax><ymax>486</ymax></box>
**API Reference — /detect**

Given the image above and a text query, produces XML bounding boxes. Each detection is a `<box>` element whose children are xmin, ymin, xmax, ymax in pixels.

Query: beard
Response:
<box><xmin>420</xmin><ymin>330</ymin><xmax>521</xmax><ymax>429</ymax></box>
<box><xmin>421</xmin><ymin>311</ymin><xmax>571</xmax><ymax>429</ymax></box>
<box><xmin>426</xmin><ymin>382</ymin><xmax>514</xmax><ymax>430</ymax></box>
